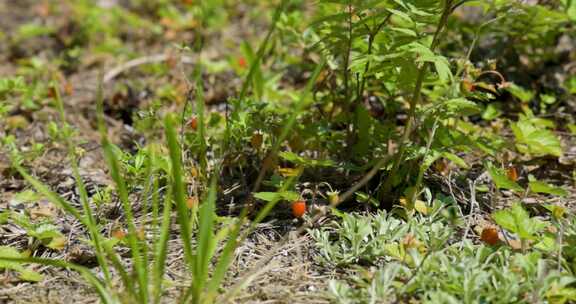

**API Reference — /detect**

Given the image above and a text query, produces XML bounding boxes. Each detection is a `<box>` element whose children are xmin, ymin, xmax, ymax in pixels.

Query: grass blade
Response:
<box><xmin>152</xmin><ymin>185</ymin><xmax>173</xmax><ymax>304</ymax></box>
<box><xmin>96</xmin><ymin>79</ymin><xmax>148</xmax><ymax>303</ymax></box>
<box><xmin>192</xmin><ymin>177</ymin><xmax>217</xmax><ymax>302</ymax></box>
<box><xmin>164</xmin><ymin>114</ymin><xmax>194</xmax><ymax>271</ymax></box>
<box><xmin>52</xmin><ymin>80</ymin><xmax>113</xmax><ymax>286</ymax></box>
<box><xmin>0</xmin><ymin>256</ymin><xmax>117</xmax><ymax>304</ymax></box>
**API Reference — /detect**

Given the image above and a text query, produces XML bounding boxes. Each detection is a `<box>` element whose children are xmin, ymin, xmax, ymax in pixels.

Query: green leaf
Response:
<box><xmin>511</xmin><ymin>120</ymin><xmax>563</xmax><ymax>157</ymax></box>
<box><xmin>482</xmin><ymin>103</ymin><xmax>503</xmax><ymax>121</ymax></box>
<box><xmin>390</xmin><ymin>27</ymin><xmax>417</xmax><ymax>37</ymax></box>
<box><xmin>528</xmin><ymin>181</ymin><xmax>568</xmax><ymax>197</ymax></box>
<box><xmin>444</xmin><ymin>98</ymin><xmax>481</xmax><ymax>116</ymax></box>
<box><xmin>486</xmin><ymin>162</ymin><xmax>523</xmax><ymax>191</ymax></box>
<box><xmin>441</xmin><ymin>152</ymin><xmax>468</xmax><ymax>169</ymax></box>
<box><xmin>506</xmin><ymin>83</ymin><xmax>534</xmax><ymax>103</ymax></box>
<box><xmin>543</xmin><ymin>204</ymin><xmax>566</xmax><ymax>220</ymax></box>
<box><xmin>254</xmin><ymin>191</ymin><xmax>299</xmax><ymax>202</ymax></box>
<box><xmin>534</xmin><ymin>234</ymin><xmax>556</xmax><ymax>252</ymax></box>
<box><xmin>0</xmin><ymin>246</ymin><xmax>44</xmax><ymax>282</ymax></box>
<box><xmin>0</xmin><ymin>246</ymin><xmax>24</xmax><ymax>270</ymax></box>
<box><xmin>492</xmin><ymin>203</ymin><xmax>547</xmax><ymax>240</ymax></box>
<box><xmin>12</xmin><ymin>189</ymin><xmax>42</xmax><ymax>204</ymax></box>
<box><xmin>19</xmin><ymin>268</ymin><xmax>44</xmax><ymax>282</ymax></box>
<box><xmin>279</xmin><ymin>151</ymin><xmax>334</xmax><ymax>167</ymax></box>
<box><xmin>352</xmin><ymin>106</ymin><xmax>371</xmax><ymax>156</ymax></box>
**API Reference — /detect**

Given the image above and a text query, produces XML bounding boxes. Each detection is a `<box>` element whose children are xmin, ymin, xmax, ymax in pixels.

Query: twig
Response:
<box><xmin>103</xmin><ymin>54</ymin><xmax>195</xmax><ymax>83</ymax></box>
<box><xmin>460</xmin><ymin>174</ymin><xmax>484</xmax><ymax>249</ymax></box>
<box><xmin>447</xmin><ymin>170</ymin><xmax>464</xmax><ymax>218</ymax></box>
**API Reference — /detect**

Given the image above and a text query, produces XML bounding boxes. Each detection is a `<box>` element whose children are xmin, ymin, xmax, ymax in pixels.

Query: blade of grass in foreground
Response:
<box><xmin>152</xmin><ymin>184</ymin><xmax>173</xmax><ymax>304</ymax></box>
<box><xmin>191</xmin><ymin>177</ymin><xmax>218</xmax><ymax>303</ymax></box>
<box><xmin>0</xmin><ymin>256</ymin><xmax>117</xmax><ymax>304</ymax></box>
<box><xmin>164</xmin><ymin>114</ymin><xmax>194</xmax><ymax>272</ymax></box>
<box><xmin>52</xmin><ymin>81</ymin><xmax>113</xmax><ymax>288</ymax></box>
<box><xmin>194</xmin><ymin>65</ymin><xmax>208</xmax><ymax>173</ymax></box>
<box><xmin>97</xmin><ymin>83</ymin><xmax>148</xmax><ymax>303</ymax></box>
<box><xmin>10</xmin><ymin>167</ymin><xmax>137</xmax><ymax>298</ymax></box>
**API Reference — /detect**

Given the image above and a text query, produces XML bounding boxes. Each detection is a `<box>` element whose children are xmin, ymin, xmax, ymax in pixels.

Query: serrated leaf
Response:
<box><xmin>512</xmin><ymin>120</ymin><xmax>562</xmax><ymax>157</ymax></box>
<box><xmin>0</xmin><ymin>246</ymin><xmax>43</xmax><ymax>282</ymax></box>
<box><xmin>534</xmin><ymin>234</ymin><xmax>556</xmax><ymax>252</ymax></box>
<box><xmin>12</xmin><ymin>189</ymin><xmax>42</xmax><ymax>204</ymax></box>
<box><xmin>444</xmin><ymin>98</ymin><xmax>481</xmax><ymax>116</ymax></box>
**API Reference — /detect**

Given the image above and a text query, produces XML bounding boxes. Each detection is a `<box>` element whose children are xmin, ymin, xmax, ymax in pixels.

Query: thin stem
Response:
<box><xmin>408</xmin><ymin>118</ymin><xmax>439</xmax><ymax>207</ymax></box>
<box><xmin>358</xmin><ymin>13</ymin><xmax>392</xmax><ymax>99</ymax></box>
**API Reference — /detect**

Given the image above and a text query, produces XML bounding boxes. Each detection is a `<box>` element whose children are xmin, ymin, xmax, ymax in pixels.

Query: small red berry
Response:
<box><xmin>238</xmin><ymin>57</ymin><xmax>247</xmax><ymax>69</ymax></box>
<box><xmin>291</xmin><ymin>200</ymin><xmax>306</xmax><ymax>218</ymax></box>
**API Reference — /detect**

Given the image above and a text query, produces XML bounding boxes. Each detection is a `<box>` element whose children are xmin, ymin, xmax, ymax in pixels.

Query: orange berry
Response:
<box><xmin>291</xmin><ymin>200</ymin><xmax>306</xmax><ymax>218</ymax></box>
<box><xmin>506</xmin><ymin>166</ymin><xmax>518</xmax><ymax>182</ymax></box>
<box><xmin>188</xmin><ymin>117</ymin><xmax>198</xmax><ymax>130</ymax></box>
<box><xmin>480</xmin><ymin>227</ymin><xmax>500</xmax><ymax>246</ymax></box>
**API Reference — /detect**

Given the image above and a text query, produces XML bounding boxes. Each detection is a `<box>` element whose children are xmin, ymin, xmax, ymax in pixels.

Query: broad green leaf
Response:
<box><xmin>390</xmin><ymin>27</ymin><xmax>417</xmax><ymax>37</ymax></box>
<box><xmin>534</xmin><ymin>234</ymin><xmax>556</xmax><ymax>252</ymax></box>
<box><xmin>12</xmin><ymin>190</ymin><xmax>42</xmax><ymax>204</ymax></box>
<box><xmin>511</xmin><ymin>120</ymin><xmax>562</xmax><ymax>157</ymax></box>
<box><xmin>529</xmin><ymin>181</ymin><xmax>568</xmax><ymax>197</ymax></box>
<box><xmin>492</xmin><ymin>203</ymin><xmax>547</xmax><ymax>240</ymax></box>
